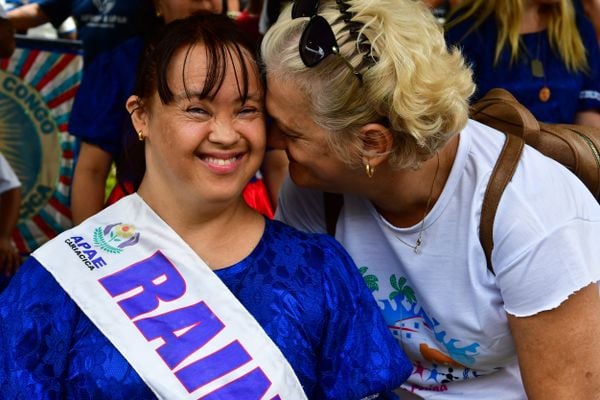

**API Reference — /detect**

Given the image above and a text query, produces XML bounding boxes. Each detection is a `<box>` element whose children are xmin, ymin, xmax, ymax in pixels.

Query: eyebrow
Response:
<box><xmin>241</xmin><ymin>92</ymin><xmax>263</xmax><ymax>103</ymax></box>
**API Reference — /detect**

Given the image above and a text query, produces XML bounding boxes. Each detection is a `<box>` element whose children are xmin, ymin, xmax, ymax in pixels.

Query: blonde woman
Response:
<box><xmin>261</xmin><ymin>0</ymin><xmax>600</xmax><ymax>398</ymax></box>
<box><xmin>445</xmin><ymin>0</ymin><xmax>600</xmax><ymax>126</ymax></box>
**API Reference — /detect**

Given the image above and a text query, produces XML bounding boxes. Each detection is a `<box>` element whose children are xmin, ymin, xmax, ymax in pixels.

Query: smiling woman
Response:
<box><xmin>0</xmin><ymin>13</ymin><xmax>411</xmax><ymax>399</ymax></box>
<box><xmin>127</xmin><ymin>22</ymin><xmax>266</xmax><ymax>215</ymax></box>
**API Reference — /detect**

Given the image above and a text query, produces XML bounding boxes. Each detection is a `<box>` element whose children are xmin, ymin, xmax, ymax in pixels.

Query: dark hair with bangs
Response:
<box><xmin>124</xmin><ymin>13</ymin><xmax>261</xmax><ymax>190</ymax></box>
<box><xmin>134</xmin><ymin>12</ymin><xmax>259</xmax><ymax>106</ymax></box>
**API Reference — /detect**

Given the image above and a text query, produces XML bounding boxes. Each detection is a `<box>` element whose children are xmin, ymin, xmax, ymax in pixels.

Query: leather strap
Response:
<box><xmin>480</xmin><ymin>133</ymin><xmax>525</xmax><ymax>274</ymax></box>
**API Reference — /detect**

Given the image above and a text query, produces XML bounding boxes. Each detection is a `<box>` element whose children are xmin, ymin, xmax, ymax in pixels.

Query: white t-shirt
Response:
<box><xmin>276</xmin><ymin>119</ymin><xmax>600</xmax><ymax>399</ymax></box>
<box><xmin>0</xmin><ymin>153</ymin><xmax>20</xmax><ymax>193</ymax></box>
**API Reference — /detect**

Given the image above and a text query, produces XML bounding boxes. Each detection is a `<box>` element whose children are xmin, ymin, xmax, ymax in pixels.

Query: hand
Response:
<box><xmin>0</xmin><ymin>235</ymin><xmax>21</xmax><ymax>277</ymax></box>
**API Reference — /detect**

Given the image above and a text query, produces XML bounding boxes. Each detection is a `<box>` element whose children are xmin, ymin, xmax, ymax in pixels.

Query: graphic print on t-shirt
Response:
<box><xmin>359</xmin><ymin>266</ymin><xmax>495</xmax><ymax>392</ymax></box>
<box><xmin>92</xmin><ymin>0</ymin><xmax>116</xmax><ymax>14</ymax></box>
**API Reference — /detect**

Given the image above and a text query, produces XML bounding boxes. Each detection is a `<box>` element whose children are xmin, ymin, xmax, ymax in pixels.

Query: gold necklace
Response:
<box><xmin>523</xmin><ymin>33</ymin><xmax>551</xmax><ymax>102</ymax></box>
<box><xmin>383</xmin><ymin>152</ymin><xmax>441</xmax><ymax>254</ymax></box>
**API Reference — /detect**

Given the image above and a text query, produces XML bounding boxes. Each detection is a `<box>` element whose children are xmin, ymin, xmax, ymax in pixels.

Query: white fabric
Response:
<box><xmin>0</xmin><ymin>153</ymin><xmax>20</xmax><ymax>193</ymax></box>
<box><xmin>34</xmin><ymin>193</ymin><xmax>307</xmax><ymax>400</ymax></box>
<box><xmin>276</xmin><ymin>119</ymin><xmax>600</xmax><ymax>399</ymax></box>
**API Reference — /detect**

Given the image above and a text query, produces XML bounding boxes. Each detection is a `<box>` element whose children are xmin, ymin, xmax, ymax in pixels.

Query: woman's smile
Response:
<box><xmin>200</xmin><ymin>152</ymin><xmax>246</xmax><ymax>174</ymax></box>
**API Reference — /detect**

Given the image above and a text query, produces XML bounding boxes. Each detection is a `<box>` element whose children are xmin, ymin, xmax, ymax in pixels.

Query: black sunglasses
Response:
<box><xmin>292</xmin><ymin>0</ymin><xmax>363</xmax><ymax>82</ymax></box>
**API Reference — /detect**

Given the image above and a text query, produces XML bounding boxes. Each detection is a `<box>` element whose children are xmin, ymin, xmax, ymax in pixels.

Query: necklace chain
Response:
<box><xmin>385</xmin><ymin>152</ymin><xmax>440</xmax><ymax>254</ymax></box>
<box><xmin>521</xmin><ymin>33</ymin><xmax>551</xmax><ymax>101</ymax></box>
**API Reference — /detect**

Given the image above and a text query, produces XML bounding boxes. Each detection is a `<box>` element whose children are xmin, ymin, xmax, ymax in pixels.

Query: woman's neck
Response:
<box><xmin>370</xmin><ymin>134</ymin><xmax>459</xmax><ymax>228</ymax></box>
<box><xmin>521</xmin><ymin>2</ymin><xmax>550</xmax><ymax>34</ymax></box>
<box><xmin>136</xmin><ymin>183</ymin><xmax>265</xmax><ymax>270</ymax></box>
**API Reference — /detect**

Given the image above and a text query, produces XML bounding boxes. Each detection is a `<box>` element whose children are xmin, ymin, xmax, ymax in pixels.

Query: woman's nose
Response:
<box><xmin>208</xmin><ymin>119</ymin><xmax>240</xmax><ymax>145</ymax></box>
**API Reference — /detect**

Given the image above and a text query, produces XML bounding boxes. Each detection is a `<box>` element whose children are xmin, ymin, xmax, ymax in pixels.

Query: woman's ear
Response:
<box><xmin>126</xmin><ymin>95</ymin><xmax>147</xmax><ymax>133</ymax></box>
<box><xmin>359</xmin><ymin>122</ymin><xmax>393</xmax><ymax>169</ymax></box>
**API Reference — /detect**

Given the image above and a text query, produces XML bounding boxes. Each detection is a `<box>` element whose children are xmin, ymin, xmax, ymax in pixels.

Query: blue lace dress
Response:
<box><xmin>0</xmin><ymin>219</ymin><xmax>411</xmax><ymax>399</ymax></box>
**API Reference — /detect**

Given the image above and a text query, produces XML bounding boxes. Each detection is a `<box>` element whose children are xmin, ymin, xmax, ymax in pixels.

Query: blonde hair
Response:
<box><xmin>445</xmin><ymin>0</ymin><xmax>589</xmax><ymax>72</ymax></box>
<box><xmin>261</xmin><ymin>0</ymin><xmax>475</xmax><ymax>169</ymax></box>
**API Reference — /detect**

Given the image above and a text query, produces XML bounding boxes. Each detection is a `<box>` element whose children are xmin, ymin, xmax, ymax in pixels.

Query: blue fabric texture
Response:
<box><xmin>445</xmin><ymin>13</ymin><xmax>600</xmax><ymax>123</ymax></box>
<box><xmin>33</xmin><ymin>0</ymin><xmax>151</xmax><ymax>65</ymax></box>
<box><xmin>0</xmin><ymin>219</ymin><xmax>411</xmax><ymax>399</ymax></box>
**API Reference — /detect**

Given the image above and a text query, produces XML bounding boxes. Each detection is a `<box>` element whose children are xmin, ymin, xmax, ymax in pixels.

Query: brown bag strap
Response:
<box><xmin>480</xmin><ymin>133</ymin><xmax>525</xmax><ymax>274</ymax></box>
<box><xmin>470</xmin><ymin>88</ymin><xmax>540</xmax><ymax>138</ymax></box>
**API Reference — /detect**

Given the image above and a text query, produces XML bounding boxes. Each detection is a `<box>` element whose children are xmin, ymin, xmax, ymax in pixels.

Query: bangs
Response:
<box><xmin>179</xmin><ymin>40</ymin><xmax>254</xmax><ymax>104</ymax></box>
<box><xmin>134</xmin><ymin>13</ymin><xmax>259</xmax><ymax>106</ymax></box>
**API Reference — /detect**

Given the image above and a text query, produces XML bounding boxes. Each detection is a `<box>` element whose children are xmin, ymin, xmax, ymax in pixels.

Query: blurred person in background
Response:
<box><xmin>445</xmin><ymin>0</ymin><xmax>600</xmax><ymax>127</ymax></box>
<box><xmin>7</xmin><ymin>0</ymin><xmax>153</xmax><ymax>66</ymax></box>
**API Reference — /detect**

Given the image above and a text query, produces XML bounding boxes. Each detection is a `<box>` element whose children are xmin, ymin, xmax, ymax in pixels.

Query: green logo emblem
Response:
<box><xmin>93</xmin><ymin>223</ymin><xmax>140</xmax><ymax>254</ymax></box>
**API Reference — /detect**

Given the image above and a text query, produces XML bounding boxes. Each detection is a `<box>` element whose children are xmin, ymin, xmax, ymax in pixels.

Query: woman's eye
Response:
<box><xmin>239</xmin><ymin>107</ymin><xmax>258</xmax><ymax>116</ymax></box>
<box><xmin>273</xmin><ymin>123</ymin><xmax>299</xmax><ymax>141</ymax></box>
<box><xmin>187</xmin><ymin>106</ymin><xmax>208</xmax><ymax>115</ymax></box>
<box><xmin>281</xmin><ymin>130</ymin><xmax>299</xmax><ymax>141</ymax></box>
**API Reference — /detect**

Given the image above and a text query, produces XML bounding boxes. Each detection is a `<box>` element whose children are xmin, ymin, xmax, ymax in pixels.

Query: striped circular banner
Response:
<box><xmin>0</xmin><ymin>36</ymin><xmax>83</xmax><ymax>255</ymax></box>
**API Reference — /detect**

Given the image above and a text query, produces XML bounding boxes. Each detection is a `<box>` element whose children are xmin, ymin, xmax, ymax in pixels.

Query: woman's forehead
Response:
<box><xmin>164</xmin><ymin>42</ymin><xmax>261</xmax><ymax>101</ymax></box>
<box><xmin>170</xmin><ymin>43</ymin><xmax>253</xmax><ymax>79</ymax></box>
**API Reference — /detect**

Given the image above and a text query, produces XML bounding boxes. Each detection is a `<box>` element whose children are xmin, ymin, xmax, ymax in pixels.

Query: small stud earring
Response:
<box><xmin>137</xmin><ymin>130</ymin><xmax>144</xmax><ymax>141</ymax></box>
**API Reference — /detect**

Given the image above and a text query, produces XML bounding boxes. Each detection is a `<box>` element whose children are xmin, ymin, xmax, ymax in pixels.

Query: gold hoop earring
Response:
<box><xmin>365</xmin><ymin>163</ymin><xmax>375</xmax><ymax>178</ymax></box>
<box><xmin>137</xmin><ymin>130</ymin><xmax>144</xmax><ymax>141</ymax></box>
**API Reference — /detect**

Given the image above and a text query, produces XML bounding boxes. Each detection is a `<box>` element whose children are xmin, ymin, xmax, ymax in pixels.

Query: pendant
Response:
<box><xmin>539</xmin><ymin>86</ymin><xmax>551</xmax><ymax>102</ymax></box>
<box><xmin>531</xmin><ymin>59</ymin><xmax>545</xmax><ymax>78</ymax></box>
<box><xmin>413</xmin><ymin>237</ymin><xmax>422</xmax><ymax>254</ymax></box>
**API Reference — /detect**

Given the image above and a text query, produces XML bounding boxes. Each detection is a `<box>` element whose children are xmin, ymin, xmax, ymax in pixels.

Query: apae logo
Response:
<box><xmin>93</xmin><ymin>223</ymin><xmax>141</xmax><ymax>254</ymax></box>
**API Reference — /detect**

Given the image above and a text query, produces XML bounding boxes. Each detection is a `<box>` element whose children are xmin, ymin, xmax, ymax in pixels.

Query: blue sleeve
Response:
<box><xmin>0</xmin><ymin>257</ymin><xmax>77</xmax><ymax>398</ymax></box>
<box><xmin>68</xmin><ymin>37</ymin><xmax>143</xmax><ymax>156</ymax></box>
<box><xmin>0</xmin><ymin>257</ymin><xmax>154</xmax><ymax>398</ymax></box>
<box><xmin>317</xmin><ymin>235</ymin><xmax>412</xmax><ymax>399</ymax></box>
<box><xmin>576</xmin><ymin>14</ymin><xmax>600</xmax><ymax>112</ymax></box>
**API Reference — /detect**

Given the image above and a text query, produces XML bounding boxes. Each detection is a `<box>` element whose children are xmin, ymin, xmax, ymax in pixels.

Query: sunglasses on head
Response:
<box><xmin>292</xmin><ymin>0</ymin><xmax>364</xmax><ymax>82</ymax></box>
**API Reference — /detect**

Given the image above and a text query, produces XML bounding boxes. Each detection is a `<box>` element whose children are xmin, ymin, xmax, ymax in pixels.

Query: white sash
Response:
<box><xmin>33</xmin><ymin>194</ymin><xmax>307</xmax><ymax>400</ymax></box>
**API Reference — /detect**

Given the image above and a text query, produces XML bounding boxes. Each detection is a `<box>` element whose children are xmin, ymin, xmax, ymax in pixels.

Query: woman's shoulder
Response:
<box><xmin>576</xmin><ymin>10</ymin><xmax>598</xmax><ymax>40</ymax></box>
<box><xmin>265</xmin><ymin>218</ymin><xmax>347</xmax><ymax>257</ymax></box>
<box><xmin>444</xmin><ymin>10</ymin><xmax>496</xmax><ymax>45</ymax></box>
<box><xmin>263</xmin><ymin>219</ymin><xmax>360</xmax><ymax>280</ymax></box>
<box><xmin>1</xmin><ymin>256</ymin><xmax>72</xmax><ymax>306</ymax></box>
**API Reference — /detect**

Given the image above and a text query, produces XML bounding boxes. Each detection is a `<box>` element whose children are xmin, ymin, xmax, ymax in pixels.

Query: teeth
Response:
<box><xmin>204</xmin><ymin>156</ymin><xmax>237</xmax><ymax>166</ymax></box>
